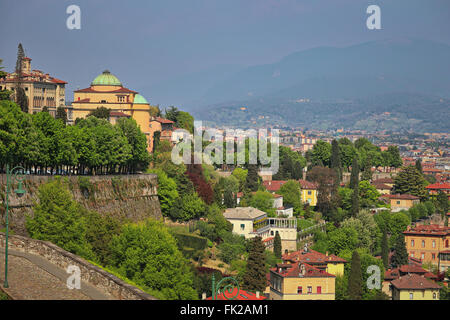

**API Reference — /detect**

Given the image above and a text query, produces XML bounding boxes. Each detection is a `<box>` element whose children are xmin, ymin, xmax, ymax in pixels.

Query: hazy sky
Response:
<box><xmin>1</xmin><ymin>0</ymin><xmax>449</xmax><ymax>106</ymax></box>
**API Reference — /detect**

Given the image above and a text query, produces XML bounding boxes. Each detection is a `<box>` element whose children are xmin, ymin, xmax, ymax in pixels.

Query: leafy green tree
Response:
<box><xmin>310</xmin><ymin>140</ymin><xmax>331</xmax><ymax>167</ymax></box>
<box><xmin>391</xmin><ymin>234</ymin><xmax>408</xmax><ymax>268</ymax></box>
<box><xmin>169</xmin><ymin>193</ymin><xmax>206</xmax><ymax>221</ymax></box>
<box><xmin>249</xmin><ymin>190</ymin><xmax>276</xmax><ymax>216</ymax></box>
<box><xmin>149</xmin><ymin>169</ymin><xmax>179</xmax><ymax>217</ymax></box>
<box><xmin>242</xmin><ymin>236</ymin><xmax>266</xmax><ymax>293</ymax></box>
<box><xmin>277</xmin><ymin>180</ymin><xmax>302</xmax><ymax>214</ymax></box>
<box><xmin>232</xmin><ymin>167</ymin><xmax>248</xmax><ymax>191</ymax></box>
<box><xmin>327</xmin><ymin>226</ymin><xmax>358</xmax><ymax>256</ymax></box>
<box><xmin>85</xmin><ymin>210</ymin><xmax>122</xmax><ymax>265</ymax></box>
<box><xmin>26</xmin><ymin>178</ymin><xmax>93</xmax><ymax>259</ymax></box>
<box><xmin>340</xmin><ymin>210</ymin><xmax>380</xmax><ymax>253</ymax></box>
<box><xmin>330</xmin><ymin>139</ymin><xmax>342</xmax><ymax>181</ymax></box>
<box><xmin>0</xmin><ymin>59</ymin><xmax>11</xmax><ymax>101</ymax></box>
<box><xmin>436</xmin><ymin>190</ymin><xmax>449</xmax><ymax>216</ymax></box>
<box><xmin>108</xmin><ymin>219</ymin><xmax>197</xmax><ymax>299</ymax></box>
<box><xmin>347</xmin><ymin>250</ymin><xmax>363</xmax><ymax>300</ymax></box>
<box><xmin>273</xmin><ymin>231</ymin><xmax>282</xmax><ymax>259</ymax></box>
<box><xmin>393</xmin><ymin>165</ymin><xmax>428</xmax><ymax>200</ymax></box>
<box><xmin>358</xmin><ymin>180</ymin><xmax>380</xmax><ymax>208</ymax></box>
<box><xmin>116</xmin><ymin>117</ymin><xmax>150</xmax><ymax>172</ymax></box>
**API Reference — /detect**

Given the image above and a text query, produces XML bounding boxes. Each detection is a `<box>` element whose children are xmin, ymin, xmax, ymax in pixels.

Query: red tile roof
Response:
<box><xmin>263</xmin><ymin>180</ymin><xmax>287</xmax><ymax>192</ymax></box>
<box><xmin>283</xmin><ymin>249</ymin><xmax>347</xmax><ymax>265</ymax></box>
<box><xmin>426</xmin><ymin>182</ymin><xmax>450</xmax><ymax>190</ymax></box>
<box><xmin>372</xmin><ymin>178</ymin><xmax>394</xmax><ymax>184</ymax></box>
<box><xmin>271</xmin><ymin>261</ymin><xmax>335</xmax><ymax>278</ymax></box>
<box><xmin>206</xmin><ymin>288</ymin><xmax>266</xmax><ymax>300</ymax></box>
<box><xmin>381</xmin><ymin>194</ymin><xmax>420</xmax><ymax>200</ymax></box>
<box><xmin>151</xmin><ymin>117</ymin><xmax>174</xmax><ymax>124</ymax></box>
<box><xmin>75</xmin><ymin>87</ymin><xmax>137</xmax><ymax>94</ymax></box>
<box><xmin>403</xmin><ymin>224</ymin><xmax>450</xmax><ymax>236</ymax></box>
<box><xmin>390</xmin><ymin>274</ymin><xmax>441</xmax><ymax>290</ymax></box>
<box><xmin>298</xmin><ymin>179</ymin><xmax>318</xmax><ymax>190</ymax></box>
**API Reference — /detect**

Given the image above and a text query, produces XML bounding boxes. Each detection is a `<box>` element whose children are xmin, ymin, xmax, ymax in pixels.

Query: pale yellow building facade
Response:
<box><xmin>69</xmin><ymin>70</ymin><xmax>152</xmax><ymax>151</ymax></box>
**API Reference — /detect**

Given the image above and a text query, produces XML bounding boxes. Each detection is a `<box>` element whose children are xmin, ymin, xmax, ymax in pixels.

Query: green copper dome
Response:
<box><xmin>133</xmin><ymin>94</ymin><xmax>149</xmax><ymax>104</ymax></box>
<box><xmin>91</xmin><ymin>70</ymin><xmax>122</xmax><ymax>86</ymax></box>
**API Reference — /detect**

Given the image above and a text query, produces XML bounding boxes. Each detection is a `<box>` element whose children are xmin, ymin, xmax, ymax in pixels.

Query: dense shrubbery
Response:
<box><xmin>25</xmin><ymin>178</ymin><xmax>196</xmax><ymax>300</ymax></box>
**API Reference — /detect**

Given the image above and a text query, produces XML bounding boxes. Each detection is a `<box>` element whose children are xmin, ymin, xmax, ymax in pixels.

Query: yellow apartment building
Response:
<box><xmin>298</xmin><ymin>179</ymin><xmax>318</xmax><ymax>206</ymax></box>
<box><xmin>403</xmin><ymin>224</ymin><xmax>450</xmax><ymax>272</ymax></box>
<box><xmin>269</xmin><ymin>261</ymin><xmax>336</xmax><ymax>300</ymax></box>
<box><xmin>390</xmin><ymin>274</ymin><xmax>440</xmax><ymax>300</ymax></box>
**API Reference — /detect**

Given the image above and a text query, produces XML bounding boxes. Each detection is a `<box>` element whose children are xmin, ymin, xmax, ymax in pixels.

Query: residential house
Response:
<box><xmin>380</xmin><ymin>194</ymin><xmax>420</xmax><ymax>212</ymax></box>
<box><xmin>390</xmin><ymin>274</ymin><xmax>440</xmax><ymax>300</ymax></box>
<box><xmin>403</xmin><ymin>224</ymin><xmax>450</xmax><ymax>272</ymax></box>
<box><xmin>269</xmin><ymin>261</ymin><xmax>336</xmax><ymax>300</ymax></box>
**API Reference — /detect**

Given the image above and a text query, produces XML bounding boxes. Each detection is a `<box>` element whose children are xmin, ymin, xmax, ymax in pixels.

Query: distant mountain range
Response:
<box><xmin>145</xmin><ymin>38</ymin><xmax>450</xmax><ymax>132</ymax></box>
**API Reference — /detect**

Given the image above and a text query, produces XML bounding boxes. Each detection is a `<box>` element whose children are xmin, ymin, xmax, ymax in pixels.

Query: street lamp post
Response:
<box><xmin>3</xmin><ymin>164</ymin><xmax>26</xmax><ymax>288</ymax></box>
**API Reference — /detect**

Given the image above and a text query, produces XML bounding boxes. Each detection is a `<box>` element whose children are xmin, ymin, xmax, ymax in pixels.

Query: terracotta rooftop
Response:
<box><xmin>263</xmin><ymin>180</ymin><xmax>287</xmax><ymax>192</ymax></box>
<box><xmin>151</xmin><ymin>117</ymin><xmax>174</xmax><ymax>124</ymax></box>
<box><xmin>271</xmin><ymin>261</ymin><xmax>335</xmax><ymax>278</ymax></box>
<box><xmin>283</xmin><ymin>249</ymin><xmax>347</xmax><ymax>265</ymax></box>
<box><xmin>206</xmin><ymin>288</ymin><xmax>266</xmax><ymax>300</ymax></box>
<box><xmin>390</xmin><ymin>274</ymin><xmax>441</xmax><ymax>290</ymax></box>
<box><xmin>109</xmin><ymin>111</ymin><xmax>131</xmax><ymax>117</ymax></box>
<box><xmin>372</xmin><ymin>178</ymin><xmax>394</xmax><ymax>184</ymax></box>
<box><xmin>426</xmin><ymin>182</ymin><xmax>450</xmax><ymax>190</ymax></box>
<box><xmin>298</xmin><ymin>179</ymin><xmax>318</xmax><ymax>190</ymax></box>
<box><xmin>403</xmin><ymin>224</ymin><xmax>450</xmax><ymax>236</ymax></box>
<box><xmin>381</xmin><ymin>194</ymin><xmax>420</xmax><ymax>200</ymax></box>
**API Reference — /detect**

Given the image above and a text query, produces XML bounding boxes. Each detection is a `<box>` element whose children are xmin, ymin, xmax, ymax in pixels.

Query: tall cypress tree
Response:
<box><xmin>273</xmin><ymin>231</ymin><xmax>282</xmax><ymax>259</ymax></box>
<box><xmin>381</xmin><ymin>228</ymin><xmax>389</xmax><ymax>269</ymax></box>
<box><xmin>223</xmin><ymin>187</ymin><xmax>236</xmax><ymax>208</ymax></box>
<box><xmin>245</xmin><ymin>164</ymin><xmax>259</xmax><ymax>192</ymax></box>
<box><xmin>242</xmin><ymin>236</ymin><xmax>266</xmax><ymax>293</ymax></box>
<box><xmin>391</xmin><ymin>235</ymin><xmax>408</xmax><ymax>268</ymax></box>
<box><xmin>350</xmin><ymin>157</ymin><xmax>360</xmax><ymax>217</ymax></box>
<box><xmin>14</xmin><ymin>43</ymin><xmax>28</xmax><ymax>113</ymax></box>
<box><xmin>347</xmin><ymin>250</ymin><xmax>363</xmax><ymax>300</ymax></box>
<box><xmin>415</xmin><ymin>159</ymin><xmax>423</xmax><ymax>174</ymax></box>
<box><xmin>55</xmin><ymin>106</ymin><xmax>68</xmax><ymax>124</ymax></box>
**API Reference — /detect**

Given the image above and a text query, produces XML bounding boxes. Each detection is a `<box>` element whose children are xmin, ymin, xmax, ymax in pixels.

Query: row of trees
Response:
<box><xmin>0</xmin><ymin>100</ymin><xmax>150</xmax><ymax>174</ymax></box>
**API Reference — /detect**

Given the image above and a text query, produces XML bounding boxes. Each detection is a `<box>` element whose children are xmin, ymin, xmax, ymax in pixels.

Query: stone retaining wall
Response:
<box><xmin>0</xmin><ymin>232</ymin><xmax>156</xmax><ymax>300</ymax></box>
<box><xmin>0</xmin><ymin>174</ymin><xmax>162</xmax><ymax>235</ymax></box>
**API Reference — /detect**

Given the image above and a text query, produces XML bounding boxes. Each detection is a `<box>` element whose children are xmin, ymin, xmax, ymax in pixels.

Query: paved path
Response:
<box><xmin>0</xmin><ymin>248</ymin><xmax>112</xmax><ymax>300</ymax></box>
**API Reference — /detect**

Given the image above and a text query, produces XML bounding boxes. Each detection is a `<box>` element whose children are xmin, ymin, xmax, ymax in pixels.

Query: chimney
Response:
<box><xmin>256</xmin><ymin>291</ymin><xmax>260</xmax><ymax>298</ymax></box>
